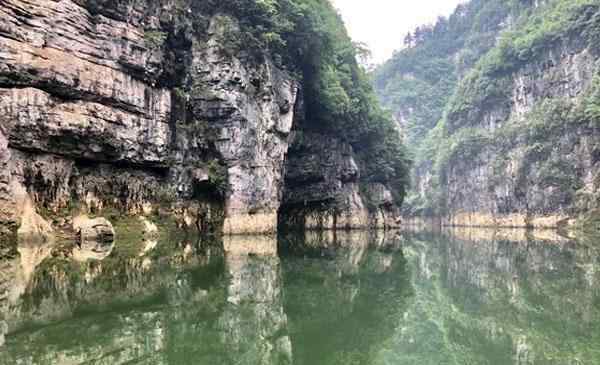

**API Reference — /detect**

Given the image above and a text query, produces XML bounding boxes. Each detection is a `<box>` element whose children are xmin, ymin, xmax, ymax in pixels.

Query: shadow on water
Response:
<box><xmin>1</xmin><ymin>227</ymin><xmax>600</xmax><ymax>364</ymax></box>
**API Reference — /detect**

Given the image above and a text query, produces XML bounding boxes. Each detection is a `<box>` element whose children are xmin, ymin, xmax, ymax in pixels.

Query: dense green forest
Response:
<box><xmin>373</xmin><ymin>0</ymin><xmax>521</xmax><ymax>216</ymax></box>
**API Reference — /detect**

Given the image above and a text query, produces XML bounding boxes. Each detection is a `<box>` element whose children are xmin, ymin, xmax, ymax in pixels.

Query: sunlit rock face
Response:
<box><xmin>0</xmin><ymin>0</ymin><xmax>298</xmax><ymax>235</ymax></box>
<box><xmin>394</xmin><ymin>228</ymin><xmax>600</xmax><ymax>364</ymax></box>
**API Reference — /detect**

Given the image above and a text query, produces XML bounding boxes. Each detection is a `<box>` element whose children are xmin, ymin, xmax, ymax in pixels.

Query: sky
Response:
<box><xmin>331</xmin><ymin>0</ymin><xmax>466</xmax><ymax>64</ymax></box>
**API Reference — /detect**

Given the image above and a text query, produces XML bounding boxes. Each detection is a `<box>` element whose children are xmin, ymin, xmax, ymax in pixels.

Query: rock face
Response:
<box><xmin>278</xmin><ymin>131</ymin><xmax>400</xmax><ymax>230</ymax></box>
<box><xmin>279</xmin><ymin>132</ymin><xmax>370</xmax><ymax>229</ymax></box>
<box><xmin>186</xmin><ymin>16</ymin><xmax>299</xmax><ymax>234</ymax></box>
<box><xmin>0</xmin><ymin>0</ymin><xmax>404</xmax><ymax>238</ymax></box>
<box><xmin>440</xmin><ymin>42</ymin><xmax>598</xmax><ymax>228</ymax></box>
<box><xmin>376</xmin><ymin>2</ymin><xmax>600</xmax><ymax>228</ymax></box>
<box><xmin>0</xmin><ymin>130</ymin><xmax>12</xmax><ymax>232</ymax></box>
<box><xmin>0</xmin><ymin>0</ymin><xmax>300</xmax><ymax>235</ymax></box>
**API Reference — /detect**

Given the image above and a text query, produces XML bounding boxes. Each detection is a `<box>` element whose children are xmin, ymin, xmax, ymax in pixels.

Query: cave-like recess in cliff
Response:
<box><xmin>0</xmin><ymin>0</ymin><xmax>409</xmax><ymax>240</ymax></box>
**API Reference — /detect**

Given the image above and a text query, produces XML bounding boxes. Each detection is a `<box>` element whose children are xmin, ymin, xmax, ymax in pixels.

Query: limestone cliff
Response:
<box><xmin>0</xmin><ymin>0</ymin><xmax>407</xmax><ymax>239</ymax></box>
<box><xmin>278</xmin><ymin>112</ymin><xmax>401</xmax><ymax>231</ymax></box>
<box><xmin>0</xmin><ymin>0</ymin><xmax>300</xmax><ymax>236</ymax></box>
<box><xmin>375</xmin><ymin>0</ymin><xmax>600</xmax><ymax>229</ymax></box>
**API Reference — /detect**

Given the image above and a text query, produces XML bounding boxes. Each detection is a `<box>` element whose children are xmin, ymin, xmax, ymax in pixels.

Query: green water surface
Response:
<box><xmin>1</xmin><ymin>228</ymin><xmax>600</xmax><ymax>364</ymax></box>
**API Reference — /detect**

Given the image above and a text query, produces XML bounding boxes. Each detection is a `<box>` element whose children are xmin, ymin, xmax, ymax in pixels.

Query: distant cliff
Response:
<box><xmin>375</xmin><ymin>0</ymin><xmax>600</xmax><ymax>229</ymax></box>
<box><xmin>0</xmin><ymin>0</ymin><xmax>409</xmax><ymax>241</ymax></box>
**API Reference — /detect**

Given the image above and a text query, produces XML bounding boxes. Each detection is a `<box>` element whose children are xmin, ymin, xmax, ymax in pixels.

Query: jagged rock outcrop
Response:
<box><xmin>0</xmin><ymin>0</ymin><xmax>300</xmax><ymax>235</ymax></box>
<box><xmin>193</xmin><ymin>17</ymin><xmax>299</xmax><ymax>234</ymax></box>
<box><xmin>279</xmin><ymin>132</ymin><xmax>369</xmax><ymax>228</ymax></box>
<box><xmin>0</xmin><ymin>0</ymin><xmax>403</xmax><ymax>239</ymax></box>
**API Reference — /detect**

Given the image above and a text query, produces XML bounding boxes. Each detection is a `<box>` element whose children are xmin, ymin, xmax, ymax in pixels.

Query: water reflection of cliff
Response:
<box><xmin>0</xmin><ymin>234</ymin><xmax>296</xmax><ymax>364</ymax></box>
<box><xmin>393</xmin><ymin>227</ymin><xmax>600</xmax><ymax>365</ymax></box>
<box><xmin>5</xmin><ymin>226</ymin><xmax>600</xmax><ymax>364</ymax></box>
<box><xmin>0</xmin><ymin>229</ymin><xmax>411</xmax><ymax>364</ymax></box>
<box><xmin>279</xmin><ymin>230</ymin><xmax>412</xmax><ymax>365</ymax></box>
<box><xmin>218</xmin><ymin>235</ymin><xmax>293</xmax><ymax>365</ymax></box>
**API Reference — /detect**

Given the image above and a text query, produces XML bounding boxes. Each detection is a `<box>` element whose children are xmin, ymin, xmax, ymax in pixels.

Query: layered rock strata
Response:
<box><xmin>0</xmin><ymin>0</ymin><xmax>299</xmax><ymax>235</ymax></box>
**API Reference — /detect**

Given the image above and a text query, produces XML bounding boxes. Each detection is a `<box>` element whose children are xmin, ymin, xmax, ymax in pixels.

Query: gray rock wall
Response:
<box><xmin>400</xmin><ymin>32</ymin><xmax>600</xmax><ymax>228</ymax></box>
<box><xmin>442</xmin><ymin>42</ymin><xmax>600</xmax><ymax>228</ymax></box>
<box><xmin>279</xmin><ymin>131</ymin><xmax>399</xmax><ymax>230</ymax></box>
<box><xmin>0</xmin><ymin>1</ymin><xmax>298</xmax><ymax>235</ymax></box>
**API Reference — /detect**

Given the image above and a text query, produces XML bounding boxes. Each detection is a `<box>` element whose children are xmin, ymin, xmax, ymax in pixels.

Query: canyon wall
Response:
<box><xmin>375</xmin><ymin>0</ymin><xmax>600</xmax><ymax>229</ymax></box>
<box><xmin>442</xmin><ymin>40</ymin><xmax>598</xmax><ymax>228</ymax></box>
<box><xmin>0</xmin><ymin>0</ymin><xmax>405</xmax><ymax>240</ymax></box>
<box><xmin>0</xmin><ymin>0</ymin><xmax>298</xmax><ymax>235</ymax></box>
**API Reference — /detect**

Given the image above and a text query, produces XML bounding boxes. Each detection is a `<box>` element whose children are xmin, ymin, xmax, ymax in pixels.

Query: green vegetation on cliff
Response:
<box><xmin>201</xmin><ymin>0</ymin><xmax>411</xmax><ymax>204</ymax></box>
<box><xmin>375</xmin><ymin>0</ymin><xmax>600</xmax><ymax>218</ymax></box>
<box><xmin>373</xmin><ymin>0</ymin><xmax>521</xmax><ymax>216</ymax></box>
<box><xmin>374</xmin><ymin>0</ymin><xmax>517</xmax><ymax>147</ymax></box>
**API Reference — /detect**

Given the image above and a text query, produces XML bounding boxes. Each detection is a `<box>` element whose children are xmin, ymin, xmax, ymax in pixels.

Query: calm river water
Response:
<box><xmin>1</xmin><ymin>228</ymin><xmax>599</xmax><ymax>364</ymax></box>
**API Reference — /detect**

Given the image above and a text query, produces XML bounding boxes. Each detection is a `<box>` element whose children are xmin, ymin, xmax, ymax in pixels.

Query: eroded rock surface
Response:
<box><xmin>380</xmin><ymin>3</ymin><xmax>600</xmax><ymax>228</ymax></box>
<box><xmin>0</xmin><ymin>1</ymin><xmax>298</xmax><ymax>235</ymax></box>
<box><xmin>279</xmin><ymin>131</ymin><xmax>399</xmax><ymax>230</ymax></box>
<box><xmin>441</xmin><ymin>43</ymin><xmax>598</xmax><ymax>228</ymax></box>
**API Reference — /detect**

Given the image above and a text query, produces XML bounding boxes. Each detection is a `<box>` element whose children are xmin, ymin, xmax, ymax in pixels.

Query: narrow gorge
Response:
<box><xmin>4</xmin><ymin>0</ymin><xmax>600</xmax><ymax>363</ymax></box>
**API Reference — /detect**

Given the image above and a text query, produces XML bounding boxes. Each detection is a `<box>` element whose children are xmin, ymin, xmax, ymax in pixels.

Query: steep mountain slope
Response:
<box><xmin>0</xmin><ymin>0</ymin><xmax>409</xmax><ymax>241</ymax></box>
<box><xmin>375</xmin><ymin>0</ymin><xmax>600</xmax><ymax>228</ymax></box>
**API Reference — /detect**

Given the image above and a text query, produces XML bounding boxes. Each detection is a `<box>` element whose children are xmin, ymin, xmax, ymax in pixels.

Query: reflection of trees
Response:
<box><xmin>280</xmin><ymin>230</ymin><xmax>413</xmax><ymax>365</ymax></box>
<box><xmin>4</xmin><ymin>227</ymin><xmax>600</xmax><ymax>364</ymax></box>
<box><xmin>395</xmin><ymin>228</ymin><xmax>600</xmax><ymax>364</ymax></box>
